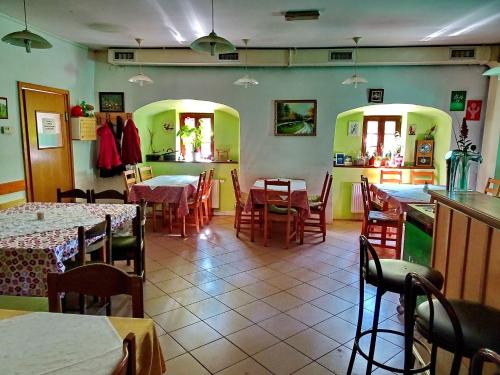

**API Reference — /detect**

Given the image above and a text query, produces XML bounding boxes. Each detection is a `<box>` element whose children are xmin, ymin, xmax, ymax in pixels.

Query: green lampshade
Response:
<box><xmin>2</xmin><ymin>29</ymin><xmax>52</xmax><ymax>53</ymax></box>
<box><xmin>483</xmin><ymin>67</ymin><xmax>500</xmax><ymax>79</ymax></box>
<box><xmin>190</xmin><ymin>31</ymin><xmax>235</xmax><ymax>56</ymax></box>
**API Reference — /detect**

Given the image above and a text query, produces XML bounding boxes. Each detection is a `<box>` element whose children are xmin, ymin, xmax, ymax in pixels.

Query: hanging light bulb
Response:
<box><xmin>128</xmin><ymin>38</ymin><xmax>153</xmax><ymax>86</ymax></box>
<box><xmin>190</xmin><ymin>0</ymin><xmax>235</xmax><ymax>56</ymax></box>
<box><xmin>342</xmin><ymin>37</ymin><xmax>367</xmax><ymax>88</ymax></box>
<box><xmin>1</xmin><ymin>0</ymin><xmax>52</xmax><ymax>53</ymax></box>
<box><xmin>233</xmin><ymin>39</ymin><xmax>259</xmax><ymax>88</ymax></box>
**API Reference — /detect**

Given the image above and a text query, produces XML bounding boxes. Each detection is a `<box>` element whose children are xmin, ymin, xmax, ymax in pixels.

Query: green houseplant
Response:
<box><xmin>177</xmin><ymin>126</ymin><xmax>203</xmax><ymax>160</ymax></box>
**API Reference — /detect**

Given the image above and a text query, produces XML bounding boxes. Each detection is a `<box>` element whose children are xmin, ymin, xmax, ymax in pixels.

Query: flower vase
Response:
<box><xmin>446</xmin><ymin>150</ymin><xmax>483</xmax><ymax>191</ymax></box>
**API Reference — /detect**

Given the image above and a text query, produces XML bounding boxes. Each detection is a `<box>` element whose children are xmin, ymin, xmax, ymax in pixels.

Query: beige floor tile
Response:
<box><xmin>287</xmin><ymin>283</ymin><xmax>326</xmax><ymax>301</ymax></box>
<box><xmin>286</xmin><ymin>328</ymin><xmax>340</xmax><ymax>359</ymax></box>
<box><xmin>241</xmin><ymin>281</ymin><xmax>281</xmax><ymax>299</ymax></box>
<box><xmin>157</xmin><ymin>333</ymin><xmax>186</xmax><ymax>360</ymax></box>
<box><xmin>253</xmin><ymin>342</ymin><xmax>311</xmax><ymax>375</ymax></box>
<box><xmin>153</xmin><ymin>307</ymin><xmax>200</xmax><ymax>332</ymax></box>
<box><xmin>144</xmin><ymin>295</ymin><xmax>182</xmax><ymax>316</ymax></box>
<box><xmin>292</xmin><ymin>362</ymin><xmax>335</xmax><ymax>374</ymax></box>
<box><xmin>258</xmin><ymin>313</ymin><xmax>307</xmax><ymax>340</ymax></box>
<box><xmin>235</xmin><ymin>300</ymin><xmax>280</xmax><ymax>323</ymax></box>
<box><xmin>207</xmin><ymin>264</ymin><xmax>241</xmax><ymax>278</ymax></box>
<box><xmin>166</xmin><ymin>353</ymin><xmax>210</xmax><ymax>375</ymax></box>
<box><xmin>247</xmin><ymin>266</ymin><xmax>282</xmax><ymax>280</ymax></box>
<box><xmin>169</xmin><ymin>263</ymin><xmax>202</xmax><ymax>276</ymax></box>
<box><xmin>265</xmin><ymin>274</ymin><xmax>303</xmax><ymax>290</ymax></box>
<box><xmin>155</xmin><ymin>276</ymin><xmax>193</xmax><ymax>294</ymax></box>
<box><xmin>307</xmin><ymin>276</ymin><xmax>346</xmax><ymax>293</ymax></box>
<box><xmin>262</xmin><ymin>291</ymin><xmax>305</xmax><ymax>311</ymax></box>
<box><xmin>185</xmin><ymin>297</ymin><xmax>230</xmax><ymax>320</ymax></box>
<box><xmin>223</xmin><ymin>272</ymin><xmax>260</xmax><ymax>287</ymax></box>
<box><xmin>198</xmin><ymin>279</ymin><xmax>237</xmax><ymax>296</ymax></box>
<box><xmin>205</xmin><ymin>310</ymin><xmax>253</xmax><ymax>335</ymax></box>
<box><xmin>216</xmin><ymin>357</ymin><xmax>273</xmax><ymax>375</ymax></box>
<box><xmin>267</xmin><ymin>260</ymin><xmax>301</xmax><ymax>273</ymax></box>
<box><xmin>313</xmin><ymin>316</ymin><xmax>358</xmax><ymax>344</ymax></box>
<box><xmin>170</xmin><ymin>321</ymin><xmax>222</xmax><ymax>350</ymax></box>
<box><xmin>146</xmin><ymin>268</ymin><xmax>178</xmax><ymax>283</ymax></box>
<box><xmin>191</xmin><ymin>338</ymin><xmax>248</xmax><ymax>373</ymax></box>
<box><xmin>182</xmin><ymin>270</ymin><xmax>219</xmax><ymax>285</ymax></box>
<box><xmin>194</xmin><ymin>256</ymin><xmax>227</xmax><ymax>270</ymax></box>
<box><xmin>215</xmin><ymin>289</ymin><xmax>256</xmax><ymax>308</ymax></box>
<box><xmin>310</xmin><ymin>294</ymin><xmax>354</xmax><ymax>315</ymax></box>
<box><xmin>286</xmin><ymin>267</ymin><xmax>322</xmax><ymax>282</ymax></box>
<box><xmin>317</xmin><ymin>345</ymin><xmax>370</xmax><ymax>375</ymax></box>
<box><xmin>169</xmin><ymin>286</ymin><xmax>211</xmax><ymax>305</ymax></box>
<box><xmin>226</xmin><ymin>324</ymin><xmax>279</xmax><ymax>356</ymax></box>
<box><xmin>143</xmin><ymin>283</ymin><xmax>166</xmax><ymax>301</ymax></box>
<box><xmin>286</xmin><ymin>303</ymin><xmax>332</xmax><ymax>326</ymax></box>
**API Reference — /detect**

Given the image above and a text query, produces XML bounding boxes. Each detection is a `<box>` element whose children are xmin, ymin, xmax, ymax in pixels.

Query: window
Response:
<box><xmin>179</xmin><ymin>113</ymin><xmax>214</xmax><ymax>160</ymax></box>
<box><xmin>362</xmin><ymin>115</ymin><xmax>402</xmax><ymax>157</ymax></box>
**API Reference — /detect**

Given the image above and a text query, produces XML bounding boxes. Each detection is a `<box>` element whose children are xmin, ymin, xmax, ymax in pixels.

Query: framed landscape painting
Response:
<box><xmin>99</xmin><ymin>92</ymin><xmax>124</xmax><ymax>112</ymax></box>
<box><xmin>275</xmin><ymin>99</ymin><xmax>317</xmax><ymax>136</ymax></box>
<box><xmin>0</xmin><ymin>97</ymin><xmax>7</xmax><ymax>119</ymax></box>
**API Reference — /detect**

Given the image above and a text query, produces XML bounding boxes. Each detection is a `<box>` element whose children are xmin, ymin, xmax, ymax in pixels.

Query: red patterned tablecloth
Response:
<box><xmin>244</xmin><ymin>179</ymin><xmax>310</xmax><ymax>215</ymax></box>
<box><xmin>0</xmin><ymin>203</ymin><xmax>136</xmax><ymax>296</ymax></box>
<box><xmin>128</xmin><ymin>175</ymin><xmax>198</xmax><ymax>217</ymax></box>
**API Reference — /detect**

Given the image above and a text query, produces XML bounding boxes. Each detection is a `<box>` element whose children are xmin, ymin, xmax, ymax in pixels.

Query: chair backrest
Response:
<box><xmin>264</xmin><ymin>179</ymin><xmax>292</xmax><ymax>212</ymax></box>
<box><xmin>403</xmin><ymin>272</ymin><xmax>464</xmax><ymax>375</ymax></box>
<box><xmin>321</xmin><ymin>174</ymin><xmax>333</xmax><ymax>204</ymax></box>
<box><xmin>470</xmin><ymin>348</ymin><xmax>500</xmax><ymax>375</ymax></box>
<box><xmin>360</xmin><ymin>176</ymin><xmax>372</xmax><ymax>219</ymax></box>
<box><xmin>203</xmin><ymin>169</ymin><xmax>215</xmax><ymax>199</ymax></box>
<box><xmin>380</xmin><ymin>170</ymin><xmax>402</xmax><ymax>184</ymax></box>
<box><xmin>91</xmin><ymin>189</ymin><xmax>128</xmax><ymax>203</ymax></box>
<box><xmin>113</xmin><ymin>333</ymin><xmax>136</xmax><ymax>375</ymax></box>
<box><xmin>484</xmin><ymin>177</ymin><xmax>500</xmax><ymax>197</ymax></box>
<box><xmin>231</xmin><ymin>169</ymin><xmax>243</xmax><ymax>203</ymax></box>
<box><xmin>193</xmin><ymin>171</ymin><xmax>206</xmax><ymax>203</ymax></box>
<box><xmin>138</xmin><ymin>166</ymin><xmax>153</xmax><ymax>182</ymax></box>
<box><xmin>76</xmin><ymin>215</ymin><xmax>111</xmax><ymax>266</ymax></box>
<box><xmin>359</xmin><ymin>235</ymin><xmax>383</xmax><ymax>284</ymax></box>
<box><xmin>411</xmin><ymin>170</ymin><xmax>435</xmax><ymax>185</ymax></box>
<box><xmin>56</xmin><ymin>188</ymin><xmax>91</xmax><ymax>203</ymax></box>
<box><xmin>47</xmin><ymin>263</ymin><xmax>144</xmax><ymax>318</ymax></box>
<box><xmin>123</xmin><ymin>170</ymin><xmax>137</xmax><ymax>193</ymax></box>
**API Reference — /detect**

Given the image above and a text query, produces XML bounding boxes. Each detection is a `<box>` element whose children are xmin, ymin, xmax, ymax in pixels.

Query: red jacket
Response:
<box><xmin>121</xmin><ymin>119</ymin><xmax>142</xmax><ymax>165</ymax></box>
<box><xmin>97</xmin><ymin>122</ymin><xmax>122</xmax><ymax>169</ymax></box>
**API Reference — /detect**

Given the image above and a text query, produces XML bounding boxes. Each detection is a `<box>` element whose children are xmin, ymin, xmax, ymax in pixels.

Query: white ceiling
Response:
<box><xmin>1</xmin><ymin>0</ymin><xmax>500</xmax><ymax>49</ymax></box>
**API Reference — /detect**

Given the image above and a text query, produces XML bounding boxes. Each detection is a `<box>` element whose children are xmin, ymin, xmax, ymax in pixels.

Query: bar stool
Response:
<box><xmin>470</xmin><ymin>349</ymin><xmax>500</xmax><ymax>375</ymax></box>
<box><xmin>404</xmin><ymin>273</ymin><xmax>500</xmax><ymax>375</ymax></box>
<box><xmin>347</xmin><ymin>236</ymin><xmax>444</xmax><ymax>374</ymax></box>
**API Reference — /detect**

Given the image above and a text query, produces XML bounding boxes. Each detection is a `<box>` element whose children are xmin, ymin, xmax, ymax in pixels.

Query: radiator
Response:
<box><xmin>210</xmin><ymin>179</ymin><xmax>222</xmax><ymax>209</ymax></box>
<box><xmin>351</xmin><ymin>183</ymin><xmax>364</xmax><ymax>213</ymax></box>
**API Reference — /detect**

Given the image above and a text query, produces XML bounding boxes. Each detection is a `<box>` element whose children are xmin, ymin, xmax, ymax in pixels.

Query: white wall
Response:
<box><xmin>94</xmin><ymin>52</ymin><xmax>489</xmax><ymax>195</ymax></box>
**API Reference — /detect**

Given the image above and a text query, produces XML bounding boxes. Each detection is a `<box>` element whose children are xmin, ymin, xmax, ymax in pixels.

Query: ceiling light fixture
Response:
<box><xmin>233</xmin><ymin>39</ymin><xmax>259</xmax><ymax>88</ymax></box>
<box><xmin>128</xmin><ymin>38</ymin><xmax>154</xmax><ymax>86</ymax></box>
<box><xmin>1</xmin><ymin>0</ymin><xmax>52</xmax><ymax>53</ymax></box>
<box><xmin>190</xmin><ymin>0</ymin><xmax>235</xmax><ymax>56</ymax></box>
<box><xmin>342</xmin><ymin>37</ymin><xmax>367</xmax><ymax>88</ymax></box>
<box><xmin>483</xmin><ymin>66</ymin><xmax>500</xmax><ymax>80</ymax></box>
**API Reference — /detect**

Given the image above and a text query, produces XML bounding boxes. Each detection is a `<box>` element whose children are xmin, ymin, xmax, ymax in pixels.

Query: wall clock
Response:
<box><xmin>415</xmin><ymin>140</ymin><xmax>434</xmax><ymax>167</ymax></box>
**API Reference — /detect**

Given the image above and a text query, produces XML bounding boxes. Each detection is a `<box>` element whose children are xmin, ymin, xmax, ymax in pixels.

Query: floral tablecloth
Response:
<box><xmin>0</xmin><ymin>203</ymin><xmax>137</xmax><ymax>296</ymax></box>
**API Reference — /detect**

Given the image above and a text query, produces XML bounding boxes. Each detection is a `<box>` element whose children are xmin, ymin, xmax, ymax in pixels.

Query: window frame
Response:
<box><xmin>178</xmin><ymin>112</ymin><xmax>214</xmax><ymax>159</ymax></box>
<box><xmin>362</xmin><ymin>115</ymin><xmax>402</xmax><ymax>156</ymax></box>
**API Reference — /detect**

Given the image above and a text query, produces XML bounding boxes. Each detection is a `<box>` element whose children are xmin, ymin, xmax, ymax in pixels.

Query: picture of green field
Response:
<box><xmin>0</xmin><ymin>97</ymin><xmax>7</xmax><ymax>119</ymax></box>
<box><xmin>275</xmin><ymin>100</ymin><xmax>316</xmax><ymax>136</ymax></box>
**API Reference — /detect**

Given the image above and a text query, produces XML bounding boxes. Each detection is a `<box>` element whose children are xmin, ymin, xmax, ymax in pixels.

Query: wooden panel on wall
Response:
<box><xmin>444</xmin><ymin>211</ymin><xmax>469</xmax><ymax>298</ymax></box>
<box><xmin>0</xmin><ymin>180</ymin><xmax>26</xmax><ymax>195</ymax></box>
<box><xmin>485</xmin><ymin>229</ymin><xmax>500</xmax><ymax>307</ymax></box>
<box><xmin>432</xmin><ymin>203</ymin><xmax>452</xmax><ymax>279</ymax></box>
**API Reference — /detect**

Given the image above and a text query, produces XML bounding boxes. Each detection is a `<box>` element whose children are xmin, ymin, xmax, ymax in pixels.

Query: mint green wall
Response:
<box><xmin>214</xmin><ymin>110</ymin><xmax>239</xmax><ymax>161</ymax></box>
<box><xmin>0</xmin><ymin>13</ymin><xmax>95</xmax><ymax>203</ymax></box>
<box><xmin>333</xmin><ymin>112</ymin><xmax>363</xmax><ymax>158</ymax></box>
<box><xmin>496</xmin><ymin>140</ymin><xmax>500</xmax><ymax>179</ymax></box>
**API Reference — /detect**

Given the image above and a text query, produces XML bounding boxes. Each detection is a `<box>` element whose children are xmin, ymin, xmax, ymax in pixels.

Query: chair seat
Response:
<box><xmin>308</xmin><ymin>194</ymin><xmax>321</xmax><ymax>203</ymax></box>
<box><xmin>367</xmin><ymin>259</ymin><xmax>444</xmax><ymax>294</ymax></box>
<box><xmin>309</xmin><ymin>201</ymin><xmax>323</xmax><ymax>209</ymax></box>
<box><xmin>112</xmin><ymin>236</ymin><xmax>140</xmax><ymax>259</ymax></box>
<box><xmin>416</xmin><ymin>300</ymin><xmax>500</xmax><ymax>357</ymax></box>
<box><xmin>0</xmin><ymin>295</ymin><xmax>48</xmax><ymax>312</ymax></box>
<box><xmin>269</xmin><ymin>204</ymin><xmax>297</xmax><ymax>215</ymax></box>
<box><xmin>368</xmin><ymin>210</ymin><xmax>400</xmax><ymax>222</ymax></box>
<box><xmin>371</xmin><ymin>201</ymin><xmax>385</xmax><ymax>211</ymax></box>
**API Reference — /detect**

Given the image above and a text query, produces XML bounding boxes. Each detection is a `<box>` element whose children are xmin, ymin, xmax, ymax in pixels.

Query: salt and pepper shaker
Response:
<box><xmin>36</xmin><ymin>212</ymin><xmax>44</xmax><ymax>220</ymax></box>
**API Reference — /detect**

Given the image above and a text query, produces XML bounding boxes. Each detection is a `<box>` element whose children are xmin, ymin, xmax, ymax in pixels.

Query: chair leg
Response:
<box><xmin>263</xmin><ymin>213</ymin><xmax>268</xmax><ymax>247</ymax></box>
<box><xmin>194</xmin><ymin>207</ymin><xmax>200</xmax><ymax>233</ymax></box>
<box><xmin>365</xmin><ymin>290</ymin><xmax>383</xmax><ymax>375</ymax></box>
<box><xmin>320</xmin><ymin>210</ymin><xmax>326</xmax><ymax>241</ymax></box>
<box><xmin>285</xmin><ymin>218</ymin><xmax>291</xmax><ymax>249</ymax></box>
<box><xmin>347</xmin><ymin>279</ymin><xmax>366</xmax><ymax>375</ymax></box>
<box><xmin>251</xmin><ymin>209</ymin><xmax>255</xmax><ymax>242</ymax></box>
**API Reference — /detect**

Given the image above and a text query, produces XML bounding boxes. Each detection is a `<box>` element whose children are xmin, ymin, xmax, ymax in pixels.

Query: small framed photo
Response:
<box><xmin>368</xmin><ymin>89</ymin><xmax>384</xmax><ymax>103</ymax></box>
<box><xmin>335</xmin><ymin>153</ymin><xmax>345</xmax><ymax>166</ymax></box>
<box><xmin>99</xmin><ymin>92</ymin><xmax>124</xmax><ymax>112</ymax></box>
<box><xmin>348</xmin><ymin>120</ymin><xmax>361</xmax><ymax>136</ymax></box>
<box><xmin>408</xmin><ymin>124</ymin><xmax>416</xmax><ymax>135</ymax></box>
<box><xmin>0</xmin><ymin>97</ymin><xmax>8</xmax><ymax>119</ymax></box>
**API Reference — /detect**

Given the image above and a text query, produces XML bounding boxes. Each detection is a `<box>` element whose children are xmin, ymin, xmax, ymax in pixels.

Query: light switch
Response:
<box><xmin>0</xmin><ymin>126</ymin><xmax>13</xmax><ymax>134</ymax></box>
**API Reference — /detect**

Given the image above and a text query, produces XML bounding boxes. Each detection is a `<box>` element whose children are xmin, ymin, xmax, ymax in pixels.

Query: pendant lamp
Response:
<box><xmin>2</xmin><ymin>0</ymin><xmax>52</xmax><ymax>53</ymax></box>
<box><xmin>128</xmin><ymin>38</ymin><xmax>154</xmax><ymax>86</ymax></box>
<box><xmin>190</xmin><ymin>0</ymin><xmax>235</xmax><ymax>56</ymax></box>
<box><xmin>233</xmin><ymin>39</ymin><xmax>259</xmax><ymax>88</ymax></box>
<box><xmin>483</xmin><ymin>66</ymin><xmax>500</xmax><ymax>80</ymax></box>
<box><xmin>342</xmin><ymin>37</ymin><xmax>367</xmax><ymax>88</ymax></box>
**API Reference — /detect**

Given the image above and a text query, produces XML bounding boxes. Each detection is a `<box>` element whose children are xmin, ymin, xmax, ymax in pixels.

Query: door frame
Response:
<box><xmin>18</xmin><ymin>82</ymin><xmax>74</xmax><ymax>202</ymax></box>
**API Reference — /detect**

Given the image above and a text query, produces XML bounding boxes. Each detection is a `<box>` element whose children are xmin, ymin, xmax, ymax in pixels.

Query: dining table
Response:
<box><xmin>0</xmin><ymin>309</ymin><xmax>166</xmax><ymax>375</ymax></box>
<box><xmin>0</xmin><ymin>202</ymin><xmax>137</xmax><ymax>297</ymax></box>
<box><xmin>128</xmin><ymin>175</ymin><xmax>199</xmax><ymax>236</ymax></box>
<box><xmin>371</xmin><ymin>183</ymin><xmax>446</xmax><ymax>212</ymax></box>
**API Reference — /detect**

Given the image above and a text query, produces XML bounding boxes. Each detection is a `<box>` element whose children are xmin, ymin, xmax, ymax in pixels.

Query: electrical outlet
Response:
<box><xmin>0</xmin><ymin>126</ymin><xmax>13</xmax><ymax>134</ymax></box>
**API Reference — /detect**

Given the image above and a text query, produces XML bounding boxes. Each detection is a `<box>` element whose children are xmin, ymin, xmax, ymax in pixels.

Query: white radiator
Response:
<box><xmin>210</xmin><ymin>179</ymin><xmax>222</xmax><ymax>209</ymax></box>
<box><xmin>351</xmin><ymin>183</ymin><xmax>364</xmax><ymax>213</ymax></box>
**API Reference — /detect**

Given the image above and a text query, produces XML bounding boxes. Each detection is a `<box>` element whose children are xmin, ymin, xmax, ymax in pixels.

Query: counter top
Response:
<box><xmin>429</xmin><ymin>190</ymin><xmax>500</xmax><ymax>229</ymax></box>
<box><xmin>149</xmin><ymin>160</ymin><xmax>238</xmax><ymax>164</ymax></box>
<box><xmin>406</xmin><ymin>204</ymin><xmax>435</xmax><ymax>235</ymax></box>
<box><xmin>333</xmin><ymin>165</ymin><xmax>434</xmax><ymax>169</ymax></box>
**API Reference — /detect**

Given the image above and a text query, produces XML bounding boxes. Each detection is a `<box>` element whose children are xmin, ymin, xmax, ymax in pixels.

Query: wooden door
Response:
<box><xmin>19</xmin><ymin>82</ymin><xmax>74</xmax><ymax>202</ymax></box>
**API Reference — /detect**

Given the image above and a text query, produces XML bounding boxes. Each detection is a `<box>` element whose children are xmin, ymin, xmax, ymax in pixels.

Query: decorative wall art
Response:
<box><xmin>368</xmin><ymin>89</ymin><xmax>384</xmax><ymax>103</ymax></box>
<box><xmin>408</xmin><ymin>124</ymin><xmax>416</xmax><ymax>135</ymax></box>
<box><xmin>450</xmin><ymin>91</ymin><xmax>466</xmax><ymax>111</ymax></box>
<box><xmin>99</xmin><ymin>92</ymin><xmax>124</xmax><ymax>112</ymax></box>
<box><xmin>335</xmin><ymin>153</ymin><xmax>345</xmax><ymax>166</ymax></box>
<box><xmin>348</xmin><ymin>121</ymin><xmax>361</xmax><ymax>136</ymax></box>
<box><xmin>0</xmin><ymin>97</ymin><xmax>7</xmax><ymax>119</ymax></box>
<box><xmin>275</xmin><ymin>100</ymin><xmax>317</xmax><ymax>136</ymax></box>
<box><xmin>465</xmin><ymin>100</ymin><xmax>482</xmax><ymax>121</ymax></box>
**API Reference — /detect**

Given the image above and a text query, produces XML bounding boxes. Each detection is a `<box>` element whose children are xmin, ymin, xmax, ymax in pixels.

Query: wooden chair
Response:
<box><xmin>111</xmin><ymin>201</ymin><xmax>146</xmax><ymax>280</ymax></box>
<box><xmin>361</xmin><ymin>175</ymin><xmax>386</xmax><ymax>211</ymax></box>
<box><xmin>361</xmin><ymin>176</ymin><xmax>403</xmax><ymax>258</ymax></box>
<box><xmin>231</xmin><ymin>169</ymin><xmax>259</xmax><ymax>238</ymax></box>
<box><xmin>187</xmin><ymin>172</ymin><xmax>206</xmax><ymax>233</ymax></box>
<box><xmin>138</xmin><ymin>165</ymin><xmax>153</xmax><ymax>182</ymax></box>
<box><xmin>122</xmin><ymin>169</ymin><xmax>137</xmax><ymax>194</ymax></box>
<box><xmin>201</xmin><ymin>169</ymin><xmax>214</xmax><ymax>224</ymax></box>
<box><xmin>113</xmin><ymin>333</ymin><xmax>136</xmax><ymax>375</ymax></box>
<box><xmin>484</xmin><ymin>177</ymin><xmax>500</xmax><ymax>197</ymax></box>
<box><xmin>56</xmin><ymin>188</ymin><xmax>91</xmax><ymax>203</ymax></box>
<box><xmin>263</xmin><ymin>180</ymin><xmax>298</xmax><ymax>249</ymax></box>
<box><xmin>308</xmin><ymin>172</ymin><xmax>329</xmax><ymax>204</ymax></box>
<box><xmin>47</xmin><ymin>263</ymin><xmax>144</xmax><ymax>318</ymax></box>
<box><xmin>411</xmin><ymin>170</ymin><xmax>435</xmax><ymax>185</ymax></box>
<box><xmin>470</xmin><ymin>349</ymin><xmax>500</xmax><ymax>375</ymax></box>
<box><xmin>302</xmin><ymin>173</ymin><xmax>333</xmax><ymax>242</ymax></box>
<box><xmin>91</xmin><ymin>189</ymin><xmax>128</xmax><ymax>203</ymax></box>
<box><xmin>380</xmin><ymin>170</ymin><xmax>402</xmax><ymax>184</ymax></box>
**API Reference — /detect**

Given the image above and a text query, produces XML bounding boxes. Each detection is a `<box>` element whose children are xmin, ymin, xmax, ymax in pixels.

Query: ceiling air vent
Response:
<box><xmin>218</xmin><ymin>52</ymin><xmax>239</xmax><ymax>61</ymax></box>
<box><xmin>449</xmin><ymin>48</ymin><xmax>476</xmax><ymax>60</ymax></box>
<box><xmin>285</xmin><ymin>10</ymin><xmax>320</xmax><ymax>21</ymax></box>
<box><xmin>113</xmin><ymin>50</ymin><xmax>136</xmax><ymax>62</ymax></box>
<box><xmin>329</xmin><ymin>50</ymin><xmax>353</xmax><ymax>62</ymax></box>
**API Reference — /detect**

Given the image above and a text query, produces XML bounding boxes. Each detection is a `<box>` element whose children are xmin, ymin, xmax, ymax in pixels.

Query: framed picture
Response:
<box><xmin>450</xmin><ymin>90</ymin><xmax>466</xmax><ymax>111</ymax></box>
<box><xmin>368</xmin><ymin>89</ymin><xmax>384</xmax><ymax>103</ymax></box>
<box><xmin>348</xmin><ymin>120</ymin><xmax>361</xmax><ymax>136</ymax></box>
<box><xmin>36</xmin><ymin>111</ymin><xmax>63</xmax><ymax>149</ymax></box>
<box><xmin>335</xmin><ymin>153</ymin><xmax>345</xmax><ymax>166</ymax></box>
<box><xmin>408</xmin><ymin>124</ymin><xmax>416</xmax><ymax>135</ymax></box>
<box><xmin>274</xmin><ymin>99</ymin><xmax>317</xmax><ymax>136</ymax></box>
<box><xmin>0</xmin><ymin>97</ymin><xmax>8</xmax><ymax>119</ymax></box>
<box><xmin>99</xmin><ymin>92</ymin><xmax>124</xmax><ymax>112</ymax></box>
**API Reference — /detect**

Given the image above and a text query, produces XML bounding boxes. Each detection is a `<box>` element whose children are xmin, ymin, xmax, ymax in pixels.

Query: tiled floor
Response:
<box><xmin>139</xmin><ymin>217</ymin><xmax>406</xmax><ymax>374</ymax></box>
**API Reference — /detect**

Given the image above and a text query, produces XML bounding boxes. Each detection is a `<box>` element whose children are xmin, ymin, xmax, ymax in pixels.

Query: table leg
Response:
<box><xmin>181</xmin><ymin>215</ymin><xmax>186</xmax><ymax>237</ymax></box>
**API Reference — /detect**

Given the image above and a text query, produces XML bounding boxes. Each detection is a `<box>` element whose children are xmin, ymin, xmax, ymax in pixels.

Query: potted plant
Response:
<box><xmin>177</xmin><ymin>126</ymin><xmax>203</xmax><ymax>161</ymax></box>
<box><xmin>191</xmin><ymin>126</ymin><xmax>202</xmax><ymax>161</ymax></box>
<box><xmin>391</xmin><ymin>131</ymin><xmax>404</xmax><ymax>167</ymax></box>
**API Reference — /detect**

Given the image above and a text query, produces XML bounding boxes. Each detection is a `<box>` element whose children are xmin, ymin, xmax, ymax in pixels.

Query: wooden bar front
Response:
<box><xmin>429</xmin><ymin>190</ymin><xmax>500</xmax><ymax>309</ymax></box>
